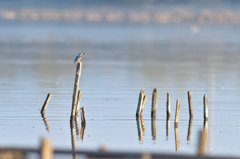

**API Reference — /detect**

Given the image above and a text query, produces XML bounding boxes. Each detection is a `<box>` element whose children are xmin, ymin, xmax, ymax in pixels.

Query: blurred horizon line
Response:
<box><xmin>1</xmin><ymin>8</ymin><xmax>240</xmax><ymax>24</ymax></box>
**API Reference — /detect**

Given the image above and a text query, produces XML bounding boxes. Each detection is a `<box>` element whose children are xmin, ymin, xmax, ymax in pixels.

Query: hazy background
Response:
<box><xmin>0</xmin><ymin>0</ymin><xmax>240</xmax><ymax>157</ymax></box>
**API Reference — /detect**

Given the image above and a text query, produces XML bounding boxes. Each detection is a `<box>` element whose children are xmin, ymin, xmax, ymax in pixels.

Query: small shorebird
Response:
<box><xmin>74</xmin><ymin>52</ymin><xmax>85</xmax><ymax>63</ymax></box>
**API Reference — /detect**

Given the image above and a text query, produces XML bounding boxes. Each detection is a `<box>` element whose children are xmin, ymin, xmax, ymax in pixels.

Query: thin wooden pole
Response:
<box><xmin>151</xmin><ymin>88</ymin><xmax>157</xmax><ymax>119</ymax></box>
<box><xmin>75</xmin><ymin>90</ymin><xmax>82</xmax><ymax>117</ymax></box>
<box><xmin>40</xmin><ymin>93</ymin><xmax>51</xmax><ymax>114</ymax></box>
<box><xmin>167</xmin><ymin>93</ymin><xmax>171</xmax><ymax>119</ymax></box>
<box><xmin>204</xmin><ymin>94</ymin><xmax>208</xmax><ymax>121</ymax></box>
<box><xmin>40</xmin><ymin>138</ymin><xmax>53</xmax><ymax>159</ymax></box>
<box><xmin>174</xmin><ymin>99</ymin><xmax>180</xmax><ymax>125</ymax></box>
<box><xmin>71</xmin><ymin>58</ymin><xmax>83</xmax><ymax>118</ymax></box>
<box><xmin>140</xmin><ymin>93</ymin><xmax>147</xmax><ymax>114</ymax></box>
<box><xmin>136</xmin><ymin>90</ymin><xmax>146</xmax><ymax>117</ymax></box>
<box><xmin>188</xmin><ymin>91</ymin><xmax>193</xmax><ymax>119</ymax></box>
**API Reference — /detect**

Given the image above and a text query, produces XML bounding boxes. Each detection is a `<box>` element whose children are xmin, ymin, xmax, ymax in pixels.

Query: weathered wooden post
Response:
<box><xmin>188</xmin><ymin>91</ymin><xmax>193</xmax><ymax>119</ymax></box>
<box><xmin>203</xmin><ymin>94</ymin><xmax>208</xmax><ymax>121</ymax></box>
<box><xmin>71</xmin><ymin>53</ymin><xmax>85</xmax><ymax>119</ymax></box>
<box><xmin>40</xmin><ymin>93</ymin><xmax>51</xmax><ymax>114</ymax></box>
<box><xmin>151</xmin><ymin>88</ymin><xmax>157</xmax><ymax>119</ymax></box>
<box><xmin>166</xmin><ymin>93</ymin><xmax>171</xmax><ymax>119</ymax></box>
<box><xmin>174</xmin><ymin>99</ymin><xmax>180</xmax><ymax>125</ymax></box>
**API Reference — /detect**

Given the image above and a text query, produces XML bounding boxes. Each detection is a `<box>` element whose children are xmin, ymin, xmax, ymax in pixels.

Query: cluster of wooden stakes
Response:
<box><xmin>38</xmin><ymin>52</ymin><xmax>209</xmax><ymax>156</ymax></box>
<box><xmin>136</xmin><ymin>89</ymin><xmax>209</xmax><ymax>155</ymax></box>
<box><xmin>40</xmin><ymin>53</ymin><xmax>86</xmax><ymax>136</ymax></box>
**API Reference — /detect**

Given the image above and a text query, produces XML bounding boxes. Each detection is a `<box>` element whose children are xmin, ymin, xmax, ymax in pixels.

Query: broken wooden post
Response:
<box><xmin>203</xmin><ymin>94</ymin><xmax>208</xmax><ymax>121</ymax></box>
<box><xmin>151</xmin><ymin>88</ymin><xmax>157</xmax><ymax>119</ymax></box>
<box><xmin>40</xmin><ymin>93</ymin><xmax>51</xmax><ymax>114</ymax></box>
<box><xmin>136</xmin><ymin>90</ymin><xmax>147</xmax><ymax>117</ymax></box>
<box><xmin>166</xmin><ymin>93</ymin><xmax>171</xmax><ymax>119</ymax></box>
<box><xmin>188</xmin><ymin>91</ymin><xmax>193</xmax><ymax>119</ymax></box>
<box><xmin>71</xmin><ymin>53</ymin><xmax>85</xmax><ymax>119</ymax></box>
<box><xmin>174</xmin><ymin>99</ymin><xmax>180</xmax><ymax>125</ymax></box>
<box><xmin>40</xmin><ymin>138</ymin><xmax>53</xmax><ymax>159</ymax></box>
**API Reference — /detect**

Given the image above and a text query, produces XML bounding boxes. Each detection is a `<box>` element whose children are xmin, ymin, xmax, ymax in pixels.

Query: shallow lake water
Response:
<box><xmin>0</xmin><ymin>22</ymin><xmax>240</xmax><ymax>157</ymax></box>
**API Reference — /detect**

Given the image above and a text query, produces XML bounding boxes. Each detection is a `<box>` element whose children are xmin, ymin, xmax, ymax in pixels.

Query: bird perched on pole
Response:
<box><xmin>74</xmin><ymin>52</ymin><xmax>86</xmax><ymax>63</ymax></box>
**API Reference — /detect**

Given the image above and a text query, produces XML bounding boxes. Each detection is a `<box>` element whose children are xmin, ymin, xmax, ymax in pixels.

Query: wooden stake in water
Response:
<box><xmin>136</xmin><ymin>90</ymin><xmax>147</xmax><ymax>117</ymax></box>
<box><xmin>71</xmin><ymin>53</ymin><xmax>85</xmax><ymax>118</ymax></box>
<box><xmin>75</xmin><ymin>90</ymin><xmax>82</xmax><ymax>117</ymax></box>
<box><xmin>80</xmin><ymin>107</ymin><xmax>86</xmax><ymax>126</ymax></box>
<box><xmin>40</xmin><ymin>138</ymin><xmax>53</xmax><ymax>159</ymax></box>
<box><xmin>151</xmin><ymin>88</ymin><xmax>157</xmax><ymax>119</ymax></box>
<box><xmin>174</xmin><ymin>99</ymin><xmax>180</xmax><ymax>125</ymax></box>
<box><xmin>40</xmin><ymin>93</ymin><xmax>51</xmax><ymax>114</ymax></box>
<box><xmin>203</xmin><ymin>94</ymin><xmax>208</xmax><ymax>121</ymax></box>
<box><xmin>188</xmin><ymin>91</ymin><xmax>193</xmax><ymax>119</ymax></box>
<box><xmin>197</xmin><ymin>129</ymin><xmax>207</xmax><ymax>156</ymax></box>
<box><xmin>166</xmin><ymin>93</ymin><xmax>171</xmax><ymax>119</ymax></box>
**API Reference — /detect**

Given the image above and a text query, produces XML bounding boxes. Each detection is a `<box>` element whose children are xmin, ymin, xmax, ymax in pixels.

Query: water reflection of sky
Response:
<box><xmin>0</xmin><ymin>22</ymin><xmax>240</xmax><ymax>157</ymax></box>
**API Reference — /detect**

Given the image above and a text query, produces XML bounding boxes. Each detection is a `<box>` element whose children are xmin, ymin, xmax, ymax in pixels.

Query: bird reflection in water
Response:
<box><xmin>70</xmin><ymin>107</ymin><xmax>86</xmax><ymax>159</ymax></box>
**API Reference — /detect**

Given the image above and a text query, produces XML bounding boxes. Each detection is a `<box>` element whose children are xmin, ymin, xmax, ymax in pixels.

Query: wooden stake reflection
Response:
<box><xmin>203</xmin><ymin>120</ymin><xmax>209</xmax><ymax>149</ymax></box>
<box><xmin>70</xmin><ymin>119</ymin><xmax>77</xmax><ymax>159</ymax></box>
<box><xmin>41</xmin><ymin>113</ymin><xmax>50</xmax><ymax>132</ymax></box>
<box><xmin>187</xmin><ymin>119</ymin><xmax>193</xmax><ymax>144</ymax></box>
<box><xmin>151</xmin><ymin>117</ymin><xmax>156</xmax><ymax>141</ymax></box>
<box><xmin>174</xmin><ymin>124</ymin><xmax>180</xmax><ymax>152</ymax></box>
<box><xmin>166</xmin><ymin>118</ymin><xmax>170</xmax><ymax>140</ymax></box>
<box><xmin>136</xmin><ymin>116</ymin><xmax>145</xmax><ymax>143</ymax></box>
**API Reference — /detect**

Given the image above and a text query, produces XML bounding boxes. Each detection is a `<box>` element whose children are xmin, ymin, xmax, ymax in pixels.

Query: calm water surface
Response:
<box><xmin>0</xmin><ymin>23</ymin><xmax>240</xmax><ymax>157</ymax></box>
